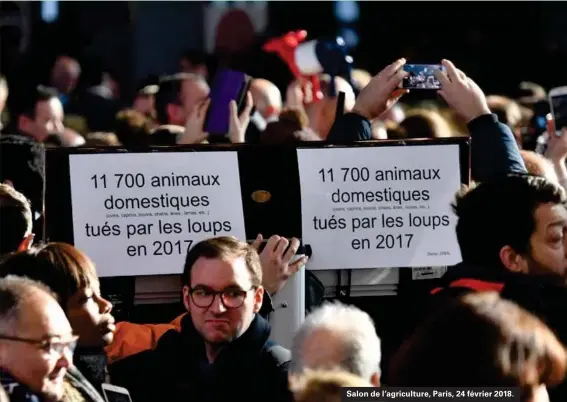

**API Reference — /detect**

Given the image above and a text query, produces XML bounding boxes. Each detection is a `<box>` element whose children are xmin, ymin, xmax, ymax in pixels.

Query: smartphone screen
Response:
<box><xmin>102</xmin><ymin>389</ymin><xmax>132</xmax><ymax>402</ymax></box>
<box><xmin>204</xmin><ymin>68</ymin><xmax>250</xmax><ymax>136</ymax></box>
<box><xmin>550</xmin><ymin>93</ymin><xmax>567</xmax><ymax>130</ymax></box>
<box><xmin>401</xmin><ymin>64</ymin><xmax>445</xmax><ymax>90</ymax></box>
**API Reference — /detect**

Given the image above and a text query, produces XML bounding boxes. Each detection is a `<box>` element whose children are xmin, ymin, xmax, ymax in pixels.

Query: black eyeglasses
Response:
<box><xmin>0</xmin><ymin>334</ymin><xmax>79</xmax><ymax>356</ymax></box>
<box><xmin>189</xmin><ymin>286</ymin><xmax>256</xmax><ymax>309</ymax></box>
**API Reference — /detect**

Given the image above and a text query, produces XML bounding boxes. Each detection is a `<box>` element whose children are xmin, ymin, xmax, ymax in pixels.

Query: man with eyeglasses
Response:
<box><xmin>111</xmin><ymin>236</ymin><xmax>293</xmax><ymax>402</ymax></box>
<box><xmin>0</xmin><ymin>275</ymin><xmax>76</xmax><ymax>401</ymax></box>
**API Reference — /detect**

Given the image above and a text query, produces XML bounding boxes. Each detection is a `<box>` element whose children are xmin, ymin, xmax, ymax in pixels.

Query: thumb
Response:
<box><xmin>252</xmin><ymin>234</ymin><xmax>263</xmax><ymax>250</ymax></box>
<box><xmin>229</xmin><ymin>100</ymin><xmax>239</xmax><ymax>126</ymax></box>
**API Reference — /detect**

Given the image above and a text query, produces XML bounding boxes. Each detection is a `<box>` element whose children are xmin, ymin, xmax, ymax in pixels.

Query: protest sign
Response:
<box><xmin>69</xmin><ymin>151</ymin><xmax>246</xmax><ymax>276</ymax></box>
<box><xmin>297</xmin><ymin>144</ymin><xmax>462</xmax><ymax>270</ymax></box>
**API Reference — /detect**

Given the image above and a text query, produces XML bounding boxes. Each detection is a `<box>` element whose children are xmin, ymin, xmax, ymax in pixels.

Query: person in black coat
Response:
<box><xmin>110</xmin><ymin>237</ymin><xmax>292</xmax><ymax>402</ymax></box>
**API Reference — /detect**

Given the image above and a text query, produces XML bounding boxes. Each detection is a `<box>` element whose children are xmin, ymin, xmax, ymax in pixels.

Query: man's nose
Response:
<box><xmin>57</xmin><ymin>350</ymin><xmax>72</xmax><ymax>369</ymax></box>
<box><xmin>209</xmin><ymin>294</ymin><xmax>227</xmax><ymax>314</ymax></box>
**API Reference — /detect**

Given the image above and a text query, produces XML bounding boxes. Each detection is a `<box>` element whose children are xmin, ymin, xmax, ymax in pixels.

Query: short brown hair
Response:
<box><xmin>0</xmin><ymin>242</ymin><xmax>98</xmax><ymax>308</ymax></box>
<box><xmin>0</xmin><ymin>184</ymin><xmax>32</xmax><ymax>255</ymax></box>
<box><xmin>389</xmin><ymin>292</ymin><xmax>567</xmax><ymax>388</ymax></box>
<box><xmin>182</xmin><ymin>236</ymin><xmax>262</xmax><ymax>288</ymax></box>
<box><xmin>399</xmin><ymin>109</ymin><xmax>453</xmax><ymax>139</ymax></box>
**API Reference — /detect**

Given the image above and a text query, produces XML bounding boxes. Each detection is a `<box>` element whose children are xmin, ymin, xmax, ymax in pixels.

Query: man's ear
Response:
<box><xmin>253</xmin><ymin>286</ymin><xmax>264</xmax><ymax>313</ymax></box>
<box><xmin>182</xmin><ymin>285</ymin><xmax>191</xmax><ymax>311</ymax></box>
<box><xmin>18</xmin><ymin>233</ymin><xmax>35</xmax><ymax>252</ymax></box>
<box><xmin>18</xmin><ymin>115</ymin><xmax>33</xmax><ymax>133</ymax></box>
<box><xmin>499</xmin><ymin>245</ymin><xmax>528</xmax><ymax>273</ymax></box>
<box><xmin>370</xmin><ymin>372</ymin><xmax>380</xmax><ymax>387</ymax></box>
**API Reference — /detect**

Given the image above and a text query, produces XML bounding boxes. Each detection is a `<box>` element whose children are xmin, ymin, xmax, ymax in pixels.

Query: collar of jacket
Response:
<box><xmin>156</xmin><ymin>312</ymin><xmax>272</xmax><ymax>368</ymax></box>
<box><xmin>72</xmin><ymin>346</ymin><xmax>109</xmax><ymax>392</ymax></box>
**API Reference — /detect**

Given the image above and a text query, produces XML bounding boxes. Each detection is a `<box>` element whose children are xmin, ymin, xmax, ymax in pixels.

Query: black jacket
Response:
<box><xmin>412</xmin><ymin>263</ymin><xmax>567</xmax><ymax>402</ymax></box>
<box><xmin>110</xmin><ymin>313</ymin><xmax>292</xmax><ymax>402</ymax></box>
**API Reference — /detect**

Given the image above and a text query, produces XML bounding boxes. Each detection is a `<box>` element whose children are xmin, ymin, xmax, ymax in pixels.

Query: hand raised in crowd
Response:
<box><xmin>352</xmin><ymin>58</ymin><xmax>409</xmax><ymax>121</ymax></box>
<box><xmin>544</xmin><ymin>116</ymin><xmax>567</xmax><ymax>164</ymax></box>
<box><xmin>178</xmin><ymin>98</ymin><xmax>210</xmax><ymax>144</ymax></box>
<box><xmin>228</xmin><ymin>91</ymin><xmax>254</xmax><ymax>144</ymax></box>
<box><xmin>434</xmin><ymin>59</ymin><xmax>491</xmax><ymax>123</ymax></box>
<box><xmin>544</xmin><ymin>115</ymin><xmax>567</xmax><ymax>188</ymax></box>
<box><xmin>252</xmin><ymin>233</ymin><xmax>309</xmax><ymax>295</ymax></box>
<box><xmin>286</xmin><ymin>78</ymin><xmax>314</xmax><ymax>110</ymax></box>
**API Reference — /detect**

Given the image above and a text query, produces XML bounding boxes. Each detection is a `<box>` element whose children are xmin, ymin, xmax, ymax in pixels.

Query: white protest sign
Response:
<box><xmin>69</xmin><ymin>152</ymin><xmax>246</xmax><ymax>277</ymax></box>
<box><xmin>297</xmin><ymin>145</ymin><xmax>463</xmax><ymax>270</ymax></box>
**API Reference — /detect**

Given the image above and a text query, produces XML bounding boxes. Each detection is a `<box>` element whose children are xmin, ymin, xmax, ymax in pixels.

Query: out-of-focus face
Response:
<box><xmin>66</xmin><ymin>278</ymin><xmax>115</xmax><ymax>347</ymax></box>
<box><xmin>183</xmin><ymin>256</ymin><xmax>263</xmax><ymax>347</ymax></box>
<box><xmin>133</xmin><ymin>94</ymin><xmax>155</xmax><ymax>117</ymax></box>
<box><xmin>523</xmin><ymin>203</ymin><xmax>567</xmax><ymax>281</ymax></box>
<box><xmin>0</xmin><ymin>291</ymin><xmax>74</xmax><ymax>401</ymax></box>
<box><xmin>179</xmin><ymin>78</ymin><xmax>210</xmax><ymax>121</ymax></box>
<box><xmin>20</xmin><ymin>98</ymin><xmax>64</xmax><ymax>142</ymax></box>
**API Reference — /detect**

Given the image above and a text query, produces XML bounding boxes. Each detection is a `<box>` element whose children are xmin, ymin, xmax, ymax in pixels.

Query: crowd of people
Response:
<box><xmin>1</xmin><ymin>32</ymin><xmax>567</xmax><ymax>402</ymax></box>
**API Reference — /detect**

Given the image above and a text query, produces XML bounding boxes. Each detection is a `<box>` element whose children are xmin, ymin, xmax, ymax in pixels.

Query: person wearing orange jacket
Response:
<box><xmin>105</xmin><ymin>234</ymin><xmax>307</xmax><ymax>364</ymax></box>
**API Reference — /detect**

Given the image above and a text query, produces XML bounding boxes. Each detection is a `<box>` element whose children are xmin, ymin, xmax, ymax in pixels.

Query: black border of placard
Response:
<box><xmin>43</xmin><ymin>137</ymin><xmax>470</xmax><ymax>276</ymax></box>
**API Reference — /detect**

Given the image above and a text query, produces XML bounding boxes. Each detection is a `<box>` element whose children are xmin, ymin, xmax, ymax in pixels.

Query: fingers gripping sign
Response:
<box><xmin>252</xmin><ymin>234</ymin><xmax>309</xmax><ymax>295</ymax></box>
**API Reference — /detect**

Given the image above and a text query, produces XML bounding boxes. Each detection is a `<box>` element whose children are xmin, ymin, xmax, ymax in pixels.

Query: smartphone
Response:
<box><xmin>400</xmin><ymin>64</ymin><xmax>446</xmax><ymax>90</ymax></box>
<box><xmin>101</xmin><ymin>384</ymin><xmax>133</xmax><ymax>402</ymax></box>
<box><xmin>203</xmin><ymin>68</ymin><xmax>251</xmax><ymax>137</ymax></box>
<box><xmin>549</xmin><ymin>86</ymin><xmax>567</xmax><ymax>132</ymax></box>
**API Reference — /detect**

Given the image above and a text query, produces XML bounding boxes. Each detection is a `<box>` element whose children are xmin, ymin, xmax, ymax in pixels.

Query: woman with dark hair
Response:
<box><xmin>0</xmin><ymin>242</ymin><xmax>114</xmax><ymax>401</ymax></box>
<box><xmin>389</xmin><ymin>292</ymin><xmax>567</xmax><ymax>402</ymax></box>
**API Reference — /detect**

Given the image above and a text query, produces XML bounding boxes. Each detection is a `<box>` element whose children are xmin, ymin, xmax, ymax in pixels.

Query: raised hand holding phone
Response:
<box><xmin>351</xmin><ymin>58</ymin><xmax>409</xmax><ymax>121</ymax></box>
<box><xmin>549</xmin><ymin>86</ymin><xmax>567</xmax><ymax>132</ymax></box>
<box><xmin>228</xmin><ymin>91</ymin><xmax>254</xmax><ymax>144</ymax></box>
<box><xmin>434</xmin><ymin>59</ymin><xmax>491</xmax><ymax>123</ymax></box>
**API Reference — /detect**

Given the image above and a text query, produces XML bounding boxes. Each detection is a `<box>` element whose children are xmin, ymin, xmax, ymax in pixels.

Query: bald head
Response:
<box><xmin>0</xmin><ymin>275</ymin><xmax>64</xmax><ymax>335</ymax></box>
<box><xmin>351</xmin><ymin>69</ymin><xmax>372</xmax><ymax>92</ymax></box>
<box><xmin>291</xmin><ymin>302</ymin><xmax>381</xmax><ymax>386</ymax></box>
<box><xmin>250</xmin><ymin>79</ymin><xmax>282</xmax><ymax>120</ymax></box>
<box><xmin>50</xmin><ymin>56</ymin><xmax>81</xmax><ymax>95</ymax></box>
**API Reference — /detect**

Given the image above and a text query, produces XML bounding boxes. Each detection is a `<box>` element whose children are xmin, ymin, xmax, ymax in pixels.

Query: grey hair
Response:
<box><xmin>290</xmin><ymin>301</ymin><xmax>381</xmax><ymax>381</ymax></box>
<box><xmin>0</xmin><ymin>275</ymin><xmax>56</xmax><ymax>336</ymax></box>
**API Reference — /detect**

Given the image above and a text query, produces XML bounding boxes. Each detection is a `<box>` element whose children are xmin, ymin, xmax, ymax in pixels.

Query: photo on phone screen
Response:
<box><xmin>550</xmin><ymin>90</ymin><xmax>567</xmax><ymax>131</ymax></box>
<box><xmin>203</xmin><ymin>68</ymin><xmax>250</xmax><ymax>136</ymax></box>
<box><xmin>401</xmin><ymin>64</ymin><xmax>446</xmax><ymax>90</ymax></box>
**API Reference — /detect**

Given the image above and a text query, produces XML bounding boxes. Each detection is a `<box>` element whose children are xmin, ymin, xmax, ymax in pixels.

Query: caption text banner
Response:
<box><xmin>69</xmin><ymin>152</ymin><xmax>246</xmax><ymax>277</ymax></box>
<box><xmin>297</xmin><ymin>145</ymin><xmax>463</xmax><ymax>270</ymax></box>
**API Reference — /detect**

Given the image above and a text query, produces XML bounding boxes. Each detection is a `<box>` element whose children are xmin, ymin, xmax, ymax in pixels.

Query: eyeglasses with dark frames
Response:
<box><xmin>189</xmin><ymin>286</ymin><xmax>256</xmax><ymax>309</ymax></box>
<box><xmin>0</xmin><ymin>334</ymin><xmax>79</xmax><ymax>356</ymax></box>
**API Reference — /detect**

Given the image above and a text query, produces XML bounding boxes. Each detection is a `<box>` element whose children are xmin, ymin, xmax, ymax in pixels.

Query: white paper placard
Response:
<box><xmin>297</xmin><ymin>145</ymin><xmax>463</xmax><ymax>270</ymax></box>
<box><xmin>69</xmin><ymin>152</ymin><xmax>246</xmax><ymax>277</ymax></box>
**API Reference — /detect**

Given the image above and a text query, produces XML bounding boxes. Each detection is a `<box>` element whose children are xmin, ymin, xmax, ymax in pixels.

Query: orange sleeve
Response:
<box><xmin>105</xmin><ymin>313</ymin><xmax>185</xmax><ymax>364</ymax></box>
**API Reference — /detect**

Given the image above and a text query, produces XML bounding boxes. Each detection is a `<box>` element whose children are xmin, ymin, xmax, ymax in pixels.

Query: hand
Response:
<box><xmin>352</xmin><ymin>58</ymin><xmax>409</xmax><ymax>121</ymax></box>
<box><xmin>545</xmin><ymin>117</ymin><xmax>567</xmax><ymax>163</ymax></box>
<box><xmin>286</xmin><ymin>78</ymin><xmax>313</xmax><ymax>109</ymax></box>
<box><xmin>435</xmin><ymin>59</ymin><xmax>491</xmax><ymax>123</ymax></box>
<box><xmin>252</xmin><ymin>234</ymin><xmax>308</xmax><ymax>295</ymax></box>
<box><xmin>178</xmin><ymin>99</ymin><xmax>210</xmax><ymax>144</ymax></box>
<box><xmin>228</xmin><ymin>91</ymin><xmax>253</xmax><ymax>144</ymax></box>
